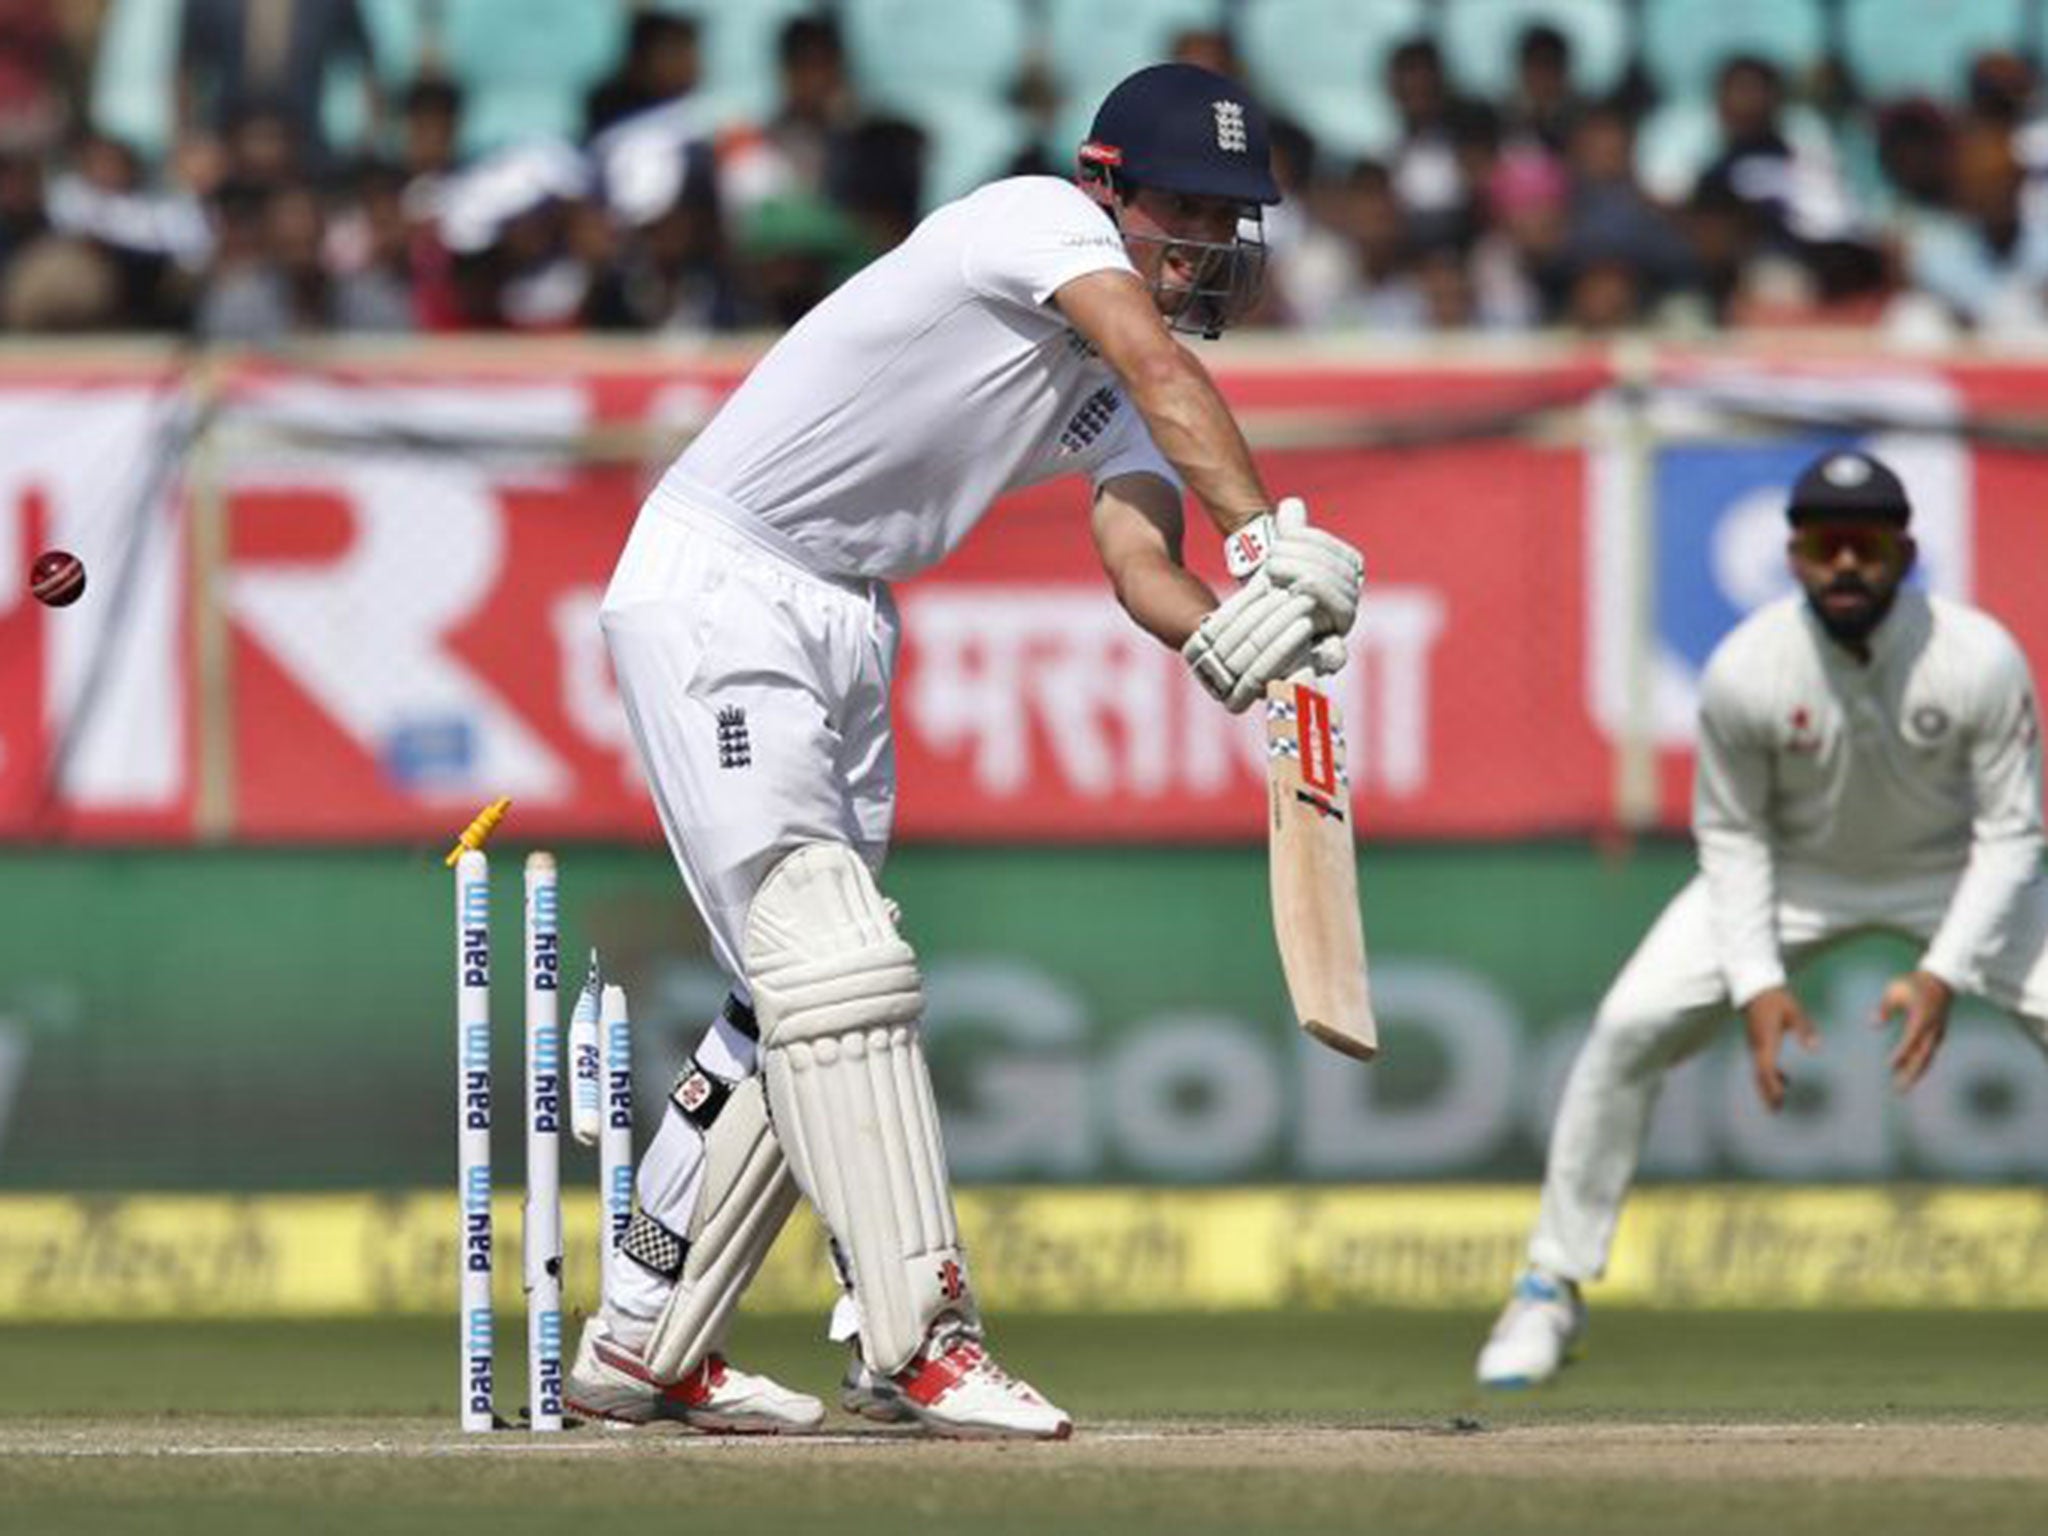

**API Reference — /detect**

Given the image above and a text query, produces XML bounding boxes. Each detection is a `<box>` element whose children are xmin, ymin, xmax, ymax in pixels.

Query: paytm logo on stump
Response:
<box><xmin>1587</xmin><ymin>374</ymin><xmax>1971</xmax><ymax>748</ymax></box>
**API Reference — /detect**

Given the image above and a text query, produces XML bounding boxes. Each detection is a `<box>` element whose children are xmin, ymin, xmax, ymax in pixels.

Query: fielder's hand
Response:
<box><xmin>1182</xmin><ymin>571</ymin><xmax>1318</xmax><ymax>713</ymax></box>
<box><xmin>1742</xmin><ymin>986</ymin><xmax>1820</xmax><ymax>1113</ymax></box>
<box><xmin>1224</xmin><ymin>497</ymin><xmax>1365</xmax><ymax>642</ymax></box>
<box><xmin>1876</xmin><ymin>969</ymin><xmax>1953</xmax><ymax>1092</ymax></box>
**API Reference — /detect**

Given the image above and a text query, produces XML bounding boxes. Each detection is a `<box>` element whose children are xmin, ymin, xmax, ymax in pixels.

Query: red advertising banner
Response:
<box><xmin>1</xmin><ymin>347</ymin><xmax>2042</xmax><ymax>846</ymax></box>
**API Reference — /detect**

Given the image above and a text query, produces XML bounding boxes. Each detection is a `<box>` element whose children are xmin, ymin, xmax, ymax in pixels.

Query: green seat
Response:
<box><xmin>443</xmin><ymin>0</ymin><xmax>628</xmax><ymax>156</ymax></box>
<box><xmin>1238</xmin><ymin>0</ymin><xmax>1424</xmax><ymax>164</ymax></box>
<box><xmin>649</xmin><ymin>0</ymin><xmax>819</xmax><ymax>128</ymax></box>
<box><xmin>1440</xmin><ymin>0</ymin><xmax>1631</xmax><ymax>103</ymax></box>
<box><xmin>322</xmin><ymin>0</ymin><xmax>425</xmax><ymax>154</ymax></box>
<box><xmin>1044</xmin><ymin>0</ymin><xmax>1227</xmax><ymax>165</ymax></box>
<box><xmin>87</xmin><ymin>0</ymin><xmax>177</xmax><ymax>160</ymax></box>
<box><xmin>1839</xmin><ymin>0</ymin><xmax>2026</xmax><ymax>102</ymax></box>
<box><xmin>909</xmin><ymin>94</ymin><xmax>1029</xmax><ymax>206</ymax></box>
<box><xmin>1640</xmin><ymin>0</ymin><xmax>1827</xmax><ymax>103</ymax></box>
<box><xmin>840</xmin><ymin>0</ymin><xmax>1029</xmax><ymax>121</ymax></box>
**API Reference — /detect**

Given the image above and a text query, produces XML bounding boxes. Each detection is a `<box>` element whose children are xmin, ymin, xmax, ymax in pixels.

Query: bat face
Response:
<box><xmin>1266</xmin><ymin>679</ymin><xmax>1378</xmax><ymax>1061</ymax></box>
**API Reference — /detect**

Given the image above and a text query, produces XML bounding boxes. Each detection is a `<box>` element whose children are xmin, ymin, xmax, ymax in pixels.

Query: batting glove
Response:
<box><xmin>1223</xmin><ymin>497</ymin><xmax>1365</xmax><ymax>640</ymax></box>
<box><xmin>1182</xmin><ymin>571</ymin><xmax>1318</xmax><ymax>713</ymax></box>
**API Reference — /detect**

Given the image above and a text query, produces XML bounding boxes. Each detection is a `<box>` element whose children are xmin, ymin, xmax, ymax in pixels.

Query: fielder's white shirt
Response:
<box><xmin>1694</xmin><ymin>589</ymin><xmax>2045</xmax><ymax>1005</ymax></box>
<box><xmin>656</xmin><ymin>176</ymin><xmax>1180</xmax><ymax>580</ymax></box>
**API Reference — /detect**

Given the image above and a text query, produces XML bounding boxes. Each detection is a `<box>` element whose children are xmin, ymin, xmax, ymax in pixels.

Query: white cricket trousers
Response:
<box><xmin>595</xmin><ymin>490</ymin><xmax>898</xmax><ymax>1339</ymax></box>
<box><xmin>598</xmin><ymin>491</ymin><xmax>900</xmax><ymax>982</ymax></box>
<box><xmin>1530</xmin><ymin>868</ymin><xmax>2048</xmax><ymax>1282</ymax></box>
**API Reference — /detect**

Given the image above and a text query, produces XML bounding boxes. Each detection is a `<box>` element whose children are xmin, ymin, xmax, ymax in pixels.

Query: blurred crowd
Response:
<box><xmin>3</xmin><ymin>0</ymin><xmax>2048</xmax><ymax>341</ymax></box>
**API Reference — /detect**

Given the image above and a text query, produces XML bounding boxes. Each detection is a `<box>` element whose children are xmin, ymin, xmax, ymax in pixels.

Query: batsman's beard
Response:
<box><xmin>1124</xmin><ymin>220</ymin><xmax>1268</xmax><ymax>339</ymax></box>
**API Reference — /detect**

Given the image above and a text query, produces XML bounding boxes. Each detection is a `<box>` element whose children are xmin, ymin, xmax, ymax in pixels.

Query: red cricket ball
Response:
<box><xmin>30</xmin><ymin>549</ymin><xmax>87</xmax><ymax>608</ymax></box>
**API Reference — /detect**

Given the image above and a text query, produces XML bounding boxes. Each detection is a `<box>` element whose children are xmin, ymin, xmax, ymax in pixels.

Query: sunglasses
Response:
<box><xmin>1791</xmin><ymin>526</ymin><xmax>1903</xmax><ymax>565</ymax></box>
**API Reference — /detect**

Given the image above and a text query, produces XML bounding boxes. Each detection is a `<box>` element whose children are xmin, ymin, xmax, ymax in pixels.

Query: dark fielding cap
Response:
<box><xmin>1082</xmin><ymin>63</ymin><xmax>1281</xmax><ymax>205</ymax></box>
<box><xmin>1786</xmin><ymin>449</ymin><xmax>1912</xmax><ymax>526</ymax></box>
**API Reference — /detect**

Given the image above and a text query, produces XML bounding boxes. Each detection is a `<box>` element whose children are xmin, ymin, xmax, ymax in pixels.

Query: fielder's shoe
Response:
<box><xmin>1476</xmin><ymin>1269</ymin><xmax>1586</xmax><ymax>1388</ymax></box>
<box><xmin>564</xmin><ymin>1317</ymin><xmax>824</xmax><ymax>1432</ymax></box>
<box><xmin>840</xmin><ymin>1353</ymin><xmax>915</xmax><ymax>1425</ymax></box>
<box><xmin>887</xmin><ymin>1325</ymin><xmax>1073</xmax><ymax>1440</ymax></box>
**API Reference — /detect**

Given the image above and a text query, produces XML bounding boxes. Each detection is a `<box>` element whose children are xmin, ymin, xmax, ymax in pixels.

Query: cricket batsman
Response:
<box><xmin>1479</xmin><ymin>449</ymin><xmax>2048</xmax><ymax>1387</ymax></box>
<box><xmin>567</xmin><ymin>63</ymin><xmax>1366</xmax><ymax>1437</ymax></box>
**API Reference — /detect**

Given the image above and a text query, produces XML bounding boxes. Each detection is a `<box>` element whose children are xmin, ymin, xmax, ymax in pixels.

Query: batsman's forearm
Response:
<box><xmin>1125</xmin><ymin>345</ymin><xmax>1269</xmax><ymax>536</ymax></box>
<box><xmin>1112</xmin><ymin>551</ymin><xmax>1218</xmax><ymax>649</ymax></box>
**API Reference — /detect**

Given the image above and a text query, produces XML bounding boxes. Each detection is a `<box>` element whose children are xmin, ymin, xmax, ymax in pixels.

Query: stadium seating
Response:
<box><xmin>442</xmin><ymin>0</ymin><xmax>629</xmax><ymax>156</ymax></box>
<box><xmin>1838</xmin><ymin>0</ymin><xmax>2029</xmax><ymax>102</ymax></box>
<box><xmin>650</xmin><ymin>0</ymin><xmax>820</xmax><ymax>129</ymax></box>
<box><xmin>841</xmin><ymin>0</ymin><xmax>1031</xmax><ymax>204</ymax></box>
<box><xmin>1639</xmin><ymin>0</ymin><xmax>1828</xmax><ymax>104</ymax></box>
<box><xmin>840</xmin><ymin>0</ymin><xmax>1030</xmax><ymax>117</ymax></box>
<box><xmin>1439</xmin><ymin>0</ymin><xmax>1631</xmax><ymax>103</ymax></box>
<box><xmin>1634</xmin><ymin>96</ymin><xmax>1842</xmax><ymax>203</ymax></box>
<box><xmin>1237</xmin><ymin>0</ymin><xmax>1425</xmax><ymax>163</ymax></box>
<box><xmin>1043</xmin><ymin>0</ymin><xmax>1228</xmax><ymax>164</ymax></box>
<box><xmin>320</xmin><ymin>0</ymin><xmax>424</xmax><ymax>154</ymax></box>
<box><xmin>87</xmin><ymin>0</ymin><xmax>176</xmax><ymax>160</ymax></box>
<box><xmin>90</xmin><ymin>0</ymin><xmax>419</xmax><ymax>163</ymax></box>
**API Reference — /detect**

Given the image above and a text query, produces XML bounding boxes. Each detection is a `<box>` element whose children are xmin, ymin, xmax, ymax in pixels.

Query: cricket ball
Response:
<box><xmin>30</xmin><ymin>549</ymin><xmax>86</xmax><ymax>607</ymax></box>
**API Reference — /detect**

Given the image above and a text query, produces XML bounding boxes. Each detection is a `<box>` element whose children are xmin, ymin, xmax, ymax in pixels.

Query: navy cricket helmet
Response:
<box><xmin>1077</xmin><ymin>64</ymin><xmax>1278</xmax><ymax>336</ymax></box>
<box><xmin>1080</xmin><ymin>63</ymin><xmax>1281</xmax><ymax>205</ymax></box>
<box><xmin>1787</xmin><ymin>450</ymin><xmax>1912</xmax><ymax>527</ymax></box>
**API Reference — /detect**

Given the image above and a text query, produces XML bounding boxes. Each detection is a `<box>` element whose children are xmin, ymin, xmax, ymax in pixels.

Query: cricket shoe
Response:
<box><xmin>840</xmin><ymin>1353</ymin><xmax>916</xmax><ymax>1425</ymax></box>
<box><xmin>1476</xmin><ymin>1269</ymin><xmax>1586</xmax><ymax>1388</ymax></box>
<box><xmin>564</xmin><ymin>1317</ymin><xmax>824</xmax><ymax>1432</ymax></box>
<box><xmin>887</xmin><ymin>1325</ymin><xmax>1072</xmax><ymax>1440</ymax></box>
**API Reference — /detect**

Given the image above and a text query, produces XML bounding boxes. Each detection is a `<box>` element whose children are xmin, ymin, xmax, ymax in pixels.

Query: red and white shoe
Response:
<box><xmin>564</xmin><ymin>1317</ymin><xmax>824</xmax><ymax>1433</ymax></box>
<box><xmin>887</xmin><ymin>1326</ymin><xmax>1072</xmax><ymax>1440</ymax></box>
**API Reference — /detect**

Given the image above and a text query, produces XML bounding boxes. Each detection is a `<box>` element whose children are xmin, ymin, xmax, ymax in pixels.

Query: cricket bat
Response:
<box><xmin>1265</xmin><ymin>676</ymin><xmax>1377</xmax><ymax>1061</ymax></box>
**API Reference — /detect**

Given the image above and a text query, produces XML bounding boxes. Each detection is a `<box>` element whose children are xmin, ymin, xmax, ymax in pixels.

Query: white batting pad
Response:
<box><xmin>746</xmin><ymin>843</ymin><xmax>969</xmax><ymax>1375</ymax></box>
<box><xmin>642</xmin><ymin>1076</ymin><xmax>800</xmax><ymax>1382</ymax></box>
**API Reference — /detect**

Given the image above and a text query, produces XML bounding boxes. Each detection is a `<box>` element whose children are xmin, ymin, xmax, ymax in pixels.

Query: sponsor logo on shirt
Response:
<box><xmin>1059</xmin><ymin>385</ymin><xmax>1120</xmax><ymax>453</ymax></box>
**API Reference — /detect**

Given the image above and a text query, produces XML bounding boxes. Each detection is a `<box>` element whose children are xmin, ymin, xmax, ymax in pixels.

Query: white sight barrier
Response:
<box><xmin>451</xmin><ymin>837</ymin><xmax>632</xmax><ymax>1433</ymax></box>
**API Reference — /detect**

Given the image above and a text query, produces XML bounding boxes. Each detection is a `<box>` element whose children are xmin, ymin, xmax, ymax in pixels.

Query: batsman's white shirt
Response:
<box><xmin>602</xmin><ymin>176</ymin><xmax>1179</xmax><ymax>978</ymax></box>
<box><xmin>1531</xmin><ymin>589</ymin><xmax>2048</xmax><ymax>1282</ymax></box>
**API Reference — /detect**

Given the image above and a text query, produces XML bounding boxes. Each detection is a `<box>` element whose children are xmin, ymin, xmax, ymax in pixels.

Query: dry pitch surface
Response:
<box><xmin>2</xmin><ymin>1313</ymin><xmax>2043</xmax><ymax>1535</ymax></box>
<box><xmin>8</xmin><ymin>1413</ymin><xmax>2048</xmax><ymax>1477</ymax></box>
<box><xmin>4</xmin><ymin>1415</ymin><xmax>2045</xmax><ymax>1536</ymax></box>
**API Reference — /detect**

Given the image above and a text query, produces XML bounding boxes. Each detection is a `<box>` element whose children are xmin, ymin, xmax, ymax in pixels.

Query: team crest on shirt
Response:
<box><xmin>1786</xmin><ymin>705</ymin><xmax>1824</xmax><ymax>755</ymax></box>
<box><xmin>716</xmin><ymin>706</ymin><xmax>751</xmax><ymax>769</ymax></box>
<box><xmin>1908</xmin><ymin>704</ymin><xmax>1952</xmax><ymax>743</ymax></box>
<box><xmin>1059</xmin><ymin>386</ymin><xmax>1120</xmax><ymax>452</ymax></box>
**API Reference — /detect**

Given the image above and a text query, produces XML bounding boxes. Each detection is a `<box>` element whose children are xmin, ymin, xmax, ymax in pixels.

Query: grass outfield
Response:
<box><xmin>1</xmin><ymin>1311</ymin><xmax>2043</xmax><ymax>1535</ymax></box>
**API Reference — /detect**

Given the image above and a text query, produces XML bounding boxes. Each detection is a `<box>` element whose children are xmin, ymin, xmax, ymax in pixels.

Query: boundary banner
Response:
<box><xmin>7</xmin><ymin>347</ymin><xmax>2048</xmax><ymax>844</ymax></box>
<box><xmin>3</xmin><ymin>1187</ymin><xmax>2045</xmax><ymax>1319</ymax></box>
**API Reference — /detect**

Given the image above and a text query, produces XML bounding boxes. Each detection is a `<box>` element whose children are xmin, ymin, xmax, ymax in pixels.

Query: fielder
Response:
<box><xmin>1479</xmin><ymin>449</ymin><xmax>2047</xmax><ymax>1387</ymax></box>
<box><xmin>568</xmin><ymin>63</ymin><xmax>1365</xmax><ymax>1437</ymax></box>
